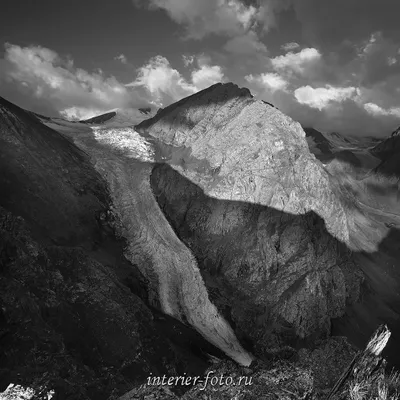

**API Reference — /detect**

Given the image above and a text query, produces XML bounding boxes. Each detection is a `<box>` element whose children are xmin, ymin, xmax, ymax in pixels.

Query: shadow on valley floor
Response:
<box><xmin>331</xmin><ymin>222</ymin><xmax>400</xmax><ymax>369</ymax></box>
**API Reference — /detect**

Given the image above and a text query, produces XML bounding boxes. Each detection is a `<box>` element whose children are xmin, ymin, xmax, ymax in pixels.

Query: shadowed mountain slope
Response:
<box><xmin>371</xmin><ymin>125</ymin><xmax>400</xmax><ymax>178</ymax></box>
<box><xmin>0</xmin><ymin>95</ymin><xmax>227</xmax><ymax>398</ymax></box>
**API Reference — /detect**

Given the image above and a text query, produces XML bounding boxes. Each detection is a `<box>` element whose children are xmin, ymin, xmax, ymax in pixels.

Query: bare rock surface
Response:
<box><xmin>371</xmin><ymin>125</ymin><xmax>400</xmax><ymax>178</ymax></box>
<box><xmin>372</xmin><ymin>125</ymin><xmax>400</xmax><ymax>158</ymax></box>
<box><xmin>136</xmin><ymin>83</ymin><xmax>350</xmax><ymax>244</ymax></box>
<box><xmin>33</xmin><ymin>97</ymin><xmax>255</xmax><ymax>366</ymax></box>
<box><xmin>136</xmin><ymin>83</ymin><xmax>362</xmax><ymax>352</ymax></box>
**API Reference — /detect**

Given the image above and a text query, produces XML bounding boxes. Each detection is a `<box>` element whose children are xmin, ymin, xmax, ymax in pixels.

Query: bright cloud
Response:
<box><xmin>271</xmin><ymin>48</ymin><xmax>322</xmax><ymax>75</ymax></box>
<box><xmin>128</xmin><ymin>55</ymin><xmax>197</xmax><ymax>104</ymax></box>
<box><xmin>364</xmin><ymin>102</ymin><xmax>400</xmax><ymax>118</ymax></box>
<box><xmin>114</xmin><ymin>54</ymin><xmax>127</xmax><ymax>64</ymax></box>
<box><xmin>281</xmin><ymin>42</ymin><xmax>300</xmax><ymax>52</ymax></box>
<box><xmin>182</xmin><ymin>54</ymin><xmax>195</xmax><ymax>67</ymax></box>
<box><xmin>1</xmin><ymin>43</ymin><xmax>147</xmax><ymax>119</ymax></box>
<box><xmin>128</xmin><ymin>55</ymin><xmax>224</xmax><ymax>106</ymax></box>
<box><xmin>294</xmin><ymin>85</ymin><xmax>358</xmax><ymax>110</ymax></box>
<box><xmin>192</xmin><ymin>64</ymin><xmax>224</xmax><ymax>90</ymax></box>
<box><xmin>245</xmin><ymin>72</ymin><xmax>288</xmax><ymax>93</ymax></box>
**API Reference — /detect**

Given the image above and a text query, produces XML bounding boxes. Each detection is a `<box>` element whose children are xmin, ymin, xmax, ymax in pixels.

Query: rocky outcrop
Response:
<box><xmin>303</xmin><ymin>127</ymin><xmax>333</xmax><ymax>160</ymax></box>
<box><xmin>0</xmin><ymin>205</ymin><xmax>190</xmax><ymax>398</ymax></box>
<box><xmin>370</xmin><ymin>125</ymin><xmax>400</xmax><ymax>178</ymax></box>
<box><xmin>372</xmin><ymin>125</ymin><xmax>400</xmax><ymax>158</ymax></box>
<box><xmin>135</xmin><ymin>83</ymin><xmax>363</xmax><ymax>353</ymax></box>
<box><xmin>80</xmin><ymin>111</ymin><xmax>117</xmax><ymax>124</ymax></box>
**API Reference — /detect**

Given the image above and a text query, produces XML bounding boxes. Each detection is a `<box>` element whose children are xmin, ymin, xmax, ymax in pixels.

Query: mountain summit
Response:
<box><xmin>135</xmin><ymin>82</ymin><xmax>361</xmax><ymax>353</ymax></box>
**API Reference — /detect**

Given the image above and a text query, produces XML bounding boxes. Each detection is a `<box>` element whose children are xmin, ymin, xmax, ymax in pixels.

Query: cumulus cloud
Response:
<box><xmin>271</xmin><ymin>47</ymin><xmax>322</xmax><ymax>75</ymax></box>
<box><xmin>294</xmin><ymin>85</ymin><xmax>358</xmax><ymax>110</ymax></box>
<box><xmin>245</xmin><ymin>72</ymin><xmax>288</xmax><ymax>93</ymax></box>
<box><xmin>114</xmin><ymin>54</ymin><xmax>128</xmax><ymax>64</ymax></box>
<box><xmin>0</xmin><ymin>43</ymin><xmax>148</xmax><ymax>119</ymax></box>
<box><xmin>182</xmin><ymin>54</ymin><xmax>195</xmax><ymax>67</ymax></box>
<box><xmin>364</xmin><ymin>102</ymin><xmax>400</xmax><ymax>118</ymax></box>
<box><xmin>127</xmin><ymin>55</ymin><xmax>197</xmax><ymax>105</ymax></box>
<box><xmin>192</xmin><ymin>64</ymin><xmax>224</xmax><ymax>90</ymax></box>
<box><xmin>281</xmin><ymin>42</ymin><xmax>300</xmax><ymax>52</ymax></box>
<box><xmin>128</xmin><ymin>55</ymin><xmax>224</xmax><ymax>106</ymax></box>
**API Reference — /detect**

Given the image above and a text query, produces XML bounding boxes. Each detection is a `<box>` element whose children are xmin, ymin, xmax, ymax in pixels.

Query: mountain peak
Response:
<box><xmin>80</xmin><ymin>111</ymin><xmax>117</xmax><ymax>124</ymax></box>
<box><xmin>138</xmin><ymin>82</ymin><xmax>252</xmax><ymax>130</ymax></box>
<box><xmin>391</xmin><ymin>126</ymin><xmax>400</xmax><ymax>137</ymax></box>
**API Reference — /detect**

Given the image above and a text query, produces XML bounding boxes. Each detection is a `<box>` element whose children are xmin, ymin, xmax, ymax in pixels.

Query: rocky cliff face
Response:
<box><xmin>370</xmin><ymin>125</ymin><xmax>400</xmax><ymax>178</ymax></box>
<box><xmin>303</xmin><ymin>127</ymin><xmax>334</xmax><ymax>160</ymax></box>
<box><xmin>135</xmin><ymin>83</ymin><xmax>362</xmax><ymax>353</ymax></box>
<box><xmin>372</xmin><ymin>125</ymin><xmax>400</xmax><ymax>159</ymax></box>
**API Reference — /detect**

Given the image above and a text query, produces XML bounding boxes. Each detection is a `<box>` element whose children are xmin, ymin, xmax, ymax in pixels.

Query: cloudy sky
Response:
<box><xmin>1</xmin><ymin>0</ymin><xmax>400</xmax><ymax>136</ymax></box>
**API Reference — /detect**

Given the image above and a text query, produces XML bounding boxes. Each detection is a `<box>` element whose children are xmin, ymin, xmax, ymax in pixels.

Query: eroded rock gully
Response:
<box><xmin>88</xmin><ymin>158</ymin><xmax>254</xmax><ymax>366</ymax></box>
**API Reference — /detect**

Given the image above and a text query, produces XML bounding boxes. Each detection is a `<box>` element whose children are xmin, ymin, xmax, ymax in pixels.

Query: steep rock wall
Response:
<box><xmin>136</xmin><ymin>82</ymin><xmax>363</xmax><ymax>352</ymax></box>
<box><xmin>150</xmin><ymin>163</ymin><xmax>362</xmax><ymax>352</ymax></box>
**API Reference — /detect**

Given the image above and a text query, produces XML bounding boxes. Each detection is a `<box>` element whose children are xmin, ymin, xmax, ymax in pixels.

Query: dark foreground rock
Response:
<box><xmin>118</xmin><ymin>326</ymin><xmax>400</xmax><ymax>400</ymax></box>
<box><xmin>0</xmin><ymin>96</ymin><xmax>221</xmax><ymax>398</ymax></box>
<box><xmin>0</xmin><ymin>205</ymin><xmax>186</xmax><ymax>398</ymax></box>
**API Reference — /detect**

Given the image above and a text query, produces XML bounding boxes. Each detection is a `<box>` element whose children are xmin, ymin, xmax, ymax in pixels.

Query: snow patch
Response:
<box><xmin>91</xmin><ymin>126</ymin><xmax>155</xmax><ymax>162</ymax></box>
<box><xmin>0</xmin><ymin>384</ymin><xmax>54</xmax><ymax>400</ymax></box>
